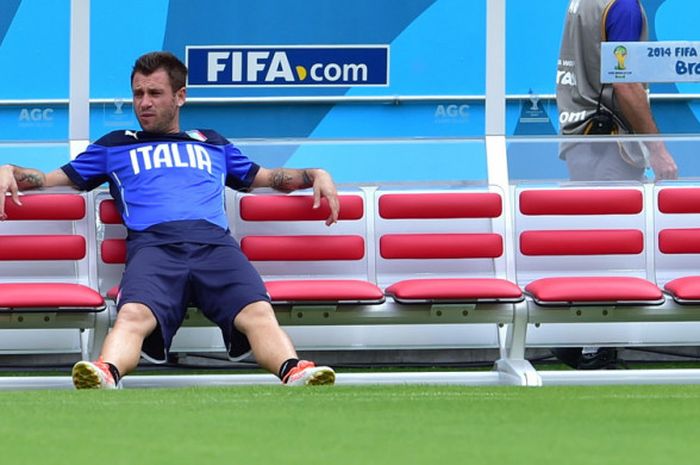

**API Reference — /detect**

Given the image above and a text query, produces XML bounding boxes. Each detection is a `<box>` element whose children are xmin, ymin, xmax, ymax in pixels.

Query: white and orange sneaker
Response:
<box><xmin>71</xmin><ymin>358</ymin><xmax>121</xmax><ymax>390</ymax></box>
<box><xmin>283</xmin><ymin>360</ymin><xmax>335</xmax><ymax>386</ymax></box>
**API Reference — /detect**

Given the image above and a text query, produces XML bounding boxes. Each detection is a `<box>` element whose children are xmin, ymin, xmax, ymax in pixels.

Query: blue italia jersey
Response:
<box><xmin>61</xmin><ymin>129</ymin><xmax>259</xmax><ymax>232</ymax></box>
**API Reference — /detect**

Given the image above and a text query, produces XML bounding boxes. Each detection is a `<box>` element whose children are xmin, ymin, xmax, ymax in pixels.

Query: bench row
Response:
<box><xmin>3</xmin><ymin>183</ymin><xmax>700</xmax><ymax>384</ymax></box>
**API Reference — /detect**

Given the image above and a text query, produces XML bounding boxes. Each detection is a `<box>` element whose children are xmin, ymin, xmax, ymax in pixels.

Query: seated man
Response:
<box><xmin>0</xmin><ymin>51</ymin><xmax>338</xmax><ymax>388</ymax></box>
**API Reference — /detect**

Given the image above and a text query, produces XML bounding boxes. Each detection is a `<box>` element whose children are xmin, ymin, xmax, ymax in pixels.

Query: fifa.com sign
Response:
<box><xmin>186</xmin><ymin>45</ymin><xmax>390</xmax><ymax>87</ymax></box>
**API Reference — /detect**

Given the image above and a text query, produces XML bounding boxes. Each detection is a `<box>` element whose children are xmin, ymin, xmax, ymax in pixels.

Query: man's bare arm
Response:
<box><xmin>14</xmin><ymin>167</ymin><xmax>45</xmax><ymax>190</ymax></box>
<box><xmin>613</xmin><ymin>82</ymin><xmax>678</xmax><ymax>180</ymax></box>
<box><xmin>251</xmin><ymin>167</ymin><xmax>314</xmax><ymax>192</ymax></box>
<box><xmin>0</xmin><ymin>165</ymin><xmax>75</xmax><ymax>219</ymax></box>
<box><xmin>252</xmin><ymin>167</ymin><xmax>339</xmax><ymax>225</ymax></box>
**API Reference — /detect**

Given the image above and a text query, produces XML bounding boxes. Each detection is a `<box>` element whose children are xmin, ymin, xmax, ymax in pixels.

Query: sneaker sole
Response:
<box><xmin>71</xmin><ymin>362</ymin><xmax>104</xmax><ymax>389</ymax></box>
<box><xmin>306</xmin><ymin>368</ymin><xmax>336</xmax><ymax>386</ymax></box>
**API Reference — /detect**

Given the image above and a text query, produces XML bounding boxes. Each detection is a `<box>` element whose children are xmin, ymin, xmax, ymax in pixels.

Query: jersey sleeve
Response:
<box><xmin>605</xmin><ymin>0</ymin><xmax>644</xmax><ymax>41</ymax></box>
<box><xmin>223</xmin><ymin>142</ymin><xmax>260</xmax><ymax>191</ymax></box>
<box><xmin>60</xmin><ymin>143</ymin><xmax>110</xmax><ymax>191</ymax></box>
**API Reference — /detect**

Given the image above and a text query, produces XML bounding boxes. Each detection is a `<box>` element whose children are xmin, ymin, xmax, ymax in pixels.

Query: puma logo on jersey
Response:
<box><xmin>129</xmin><ymin>143</ymin><xmax>212</xmax><ymax>175</ymax></box>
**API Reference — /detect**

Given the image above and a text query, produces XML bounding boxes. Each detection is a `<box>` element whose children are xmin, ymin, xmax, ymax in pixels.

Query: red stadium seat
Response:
<box><xmin>376</xmin><ymin>190</ymin><xmax>523</xmax><ymax>304</ymax></box>
<box><xmin>0</xmin><ymin>193</ymin><xmax>106</xmax><ymax>359</ymax></box>
<box><xmin>516</xmin><ymin>186</ymin><xmax>663</xmax><ymax>306</ymax></box>
<box><xmin>656</xmin><ymin>186</ymin><xmax>700</xmax><ymax>304</ymax></box>
<box><xmin>237</xmin><ymin>192</ymin><xmax>384</xmax><ymax>305</ymax></box>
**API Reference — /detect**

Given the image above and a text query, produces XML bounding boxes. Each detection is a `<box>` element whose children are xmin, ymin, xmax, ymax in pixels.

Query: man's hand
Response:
<box><xmin>253</xmin><ymin>167</ymin><xmax>340</xmax><ymax>226</ymax></box>
<box><xmin>648</xmin><ymin>145</ymin><xmax>678</xmax><ymax>181</ymax></box>
<box><xmin>0</xmin><ymin>165</ymin><xmax>22</xmax><ymax>220</ymax></box>
<box><xmin>310</xmin><ymin>169</ymin><xmax>339</xmax><ymax>226</ymax></box>
<box><xmin>614</xmin><ymin>83</ymin><xmax>679</xmax><ymax>181</ymax></box>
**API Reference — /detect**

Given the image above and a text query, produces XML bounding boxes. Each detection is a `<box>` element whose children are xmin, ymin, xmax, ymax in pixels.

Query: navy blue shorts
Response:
<box><xmin>117</xmin><ymin>242</ymin><xmax>270</xmax><ymax>363</ymax></box>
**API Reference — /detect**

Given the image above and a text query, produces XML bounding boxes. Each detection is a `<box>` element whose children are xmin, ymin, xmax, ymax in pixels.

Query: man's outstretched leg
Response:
<box><xmin>234</xmin><ymin>301</ymin><xmax>335</xmax><ymax>386</ymax></box>
<box><xmin>72</xmin><ymin>303</ymin><xmax>157</xmax><ymax>389</ymax></box>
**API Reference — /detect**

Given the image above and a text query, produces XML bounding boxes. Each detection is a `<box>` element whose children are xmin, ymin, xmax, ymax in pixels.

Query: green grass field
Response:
<box><xmin>2</xmin><ymin>384</ymin><xmax>700</xmax><ymax>465</ymax></box>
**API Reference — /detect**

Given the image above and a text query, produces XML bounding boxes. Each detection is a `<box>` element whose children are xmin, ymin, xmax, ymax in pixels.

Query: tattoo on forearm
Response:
<box><xmin>270</xmin><ymin>168</ymin><xmax>315</xmax><ymax>192</ymax></box>
<box><xmin>16</xmin><ymin>171</ymin><xmax>44</xmax><ymax>189</ymax></box>
<box><xmin>270</xmin><ymin>169</ymin><xmax>295</xmax><ymax>192</ymax></box>
<box><xmin>301</xmin><ymin>170</ymin><xmax>313</xmax><ymax>189</ymax></box>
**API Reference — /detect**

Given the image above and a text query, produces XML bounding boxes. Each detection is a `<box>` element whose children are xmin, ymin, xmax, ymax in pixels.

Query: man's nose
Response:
<box><xmin>139</xmin><ymin>96</ymin><xmax>153</xmax><ymax>109</ymax></box>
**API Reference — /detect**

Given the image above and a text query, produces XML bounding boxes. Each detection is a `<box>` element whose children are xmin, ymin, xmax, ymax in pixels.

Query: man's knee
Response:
<box><xmin>234</xmin><ymin>301</ymin><xmax>277</xmax><ymax>333</ymax></box>
<box><xmin>116</xmin><ymin>303</ymin><xmax>157</xmax><ymax>334</ymax></box>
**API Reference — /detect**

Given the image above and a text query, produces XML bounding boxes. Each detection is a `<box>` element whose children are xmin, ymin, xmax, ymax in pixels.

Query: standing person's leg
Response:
<box><xmin>594</xmin><ymin>141</ymin><xmax>645</xmax><ymax>181</ymax></box>
<box><xmin>564</xmin><ymin>141</ymin><xmax>601</xmax><ymax>181</ymax></box>
<box><xmin>565</xmin><ymin>141</ymin><xmax>645</xmax><ymax>182</ymax></box>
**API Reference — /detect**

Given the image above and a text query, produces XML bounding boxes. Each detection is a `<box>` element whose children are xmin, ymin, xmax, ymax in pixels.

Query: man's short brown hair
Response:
<box><xmin>131</xmin><ymin>51</ymin><xmax>187</xmax><ymax>91</ymax></box>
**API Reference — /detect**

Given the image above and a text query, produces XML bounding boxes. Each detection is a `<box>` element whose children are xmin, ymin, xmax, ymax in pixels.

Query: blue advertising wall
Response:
<box><xmin>0</xmin><ymin>0</ymin><xmax>699</xmax><ymax>181</ymax></box>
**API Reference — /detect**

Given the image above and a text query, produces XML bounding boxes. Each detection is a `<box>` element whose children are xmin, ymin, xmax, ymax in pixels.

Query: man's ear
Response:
<box><xmin>176</xmin><ymin>87</ymin><xmax>186</xmax><ymax>107</ymax></box>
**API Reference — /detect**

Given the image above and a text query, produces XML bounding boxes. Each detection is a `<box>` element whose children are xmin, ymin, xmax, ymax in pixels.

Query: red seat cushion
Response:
<box><xmin>519</xmin><ymin>230</ymin><xmax>643</xmax><ymax>256</ymax></box>
<box><xmin>385</xmin><ymin>278</ymin><xmax>523</xmax><ymax>303</ymax></box>
<box><xmin>379</xmin><ymin>193</ymin><xmax>502</xmax><ymax>219</ymax></box>
<box><xmin>658</xmin><ymin>188</ymin><xmax>700</xmax><ymax>214</ymax></box>
<box><xmin>0</xmin><ymin>235</ymin><xmax>86</xmax><ymax>260</ymax></box>
<box><xmin>380</xmin><ymin>234</ymin><xmax>503</xmax><ymax>259</ymax></box>
<box><xmin>525</xmin><ymin>277</ymin><xmax>663</xmax><ymax>305</ymax></box>
<box><xmin>658</xmin><ymin>229</ymin><xmax>700</xmax><ymax>254</ymax></box>
<box><xmin>4</xmin><ymin>194</ymin><xmax>85</xmax><ymax>220</ymax></box>
<box><xmin>242</xmin><ymin>236</ymin><xmax>365</xmax><ymax>261</ymax></box>
<box><xmin>519</xmin><ymin>189</ymin><xmax>643</xmax><ymax>215</ymax></box>
<box><xmin>107</xmin><ymin>285</ymin><xmax>120</xmax><ymax>300</ymax></box>
<box><xmin>0</xmin><ymin>283</ymin><xmax>105</xmax><ymax>310</ymax></box>
<box><xmin>99</xmin><ymin>200</ymin><xmax>123</xmax><ymax>224</ymax></box>
<box><xmin>664</xmin><ymin>276</ymin><xmax>700</xmax><ymax>303</ymax></box>
<box><xmin>102</xmin><ymin>239</ymin><xmax>127</xmax><ymax>264</ymax></box>
<box><xmin>266</xmin><ymin>280</ymin><xmax>384</xmax><ymax>303</ymax></box>
<box><xmin>240</xmin><ymin>195</ymin><xmax>364</xmax><ymax>221</ymax></box>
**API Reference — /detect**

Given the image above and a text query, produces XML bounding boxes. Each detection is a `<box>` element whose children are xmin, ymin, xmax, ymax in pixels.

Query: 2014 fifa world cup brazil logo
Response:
<box><xmin>613</xmin><ymin>45</ymin><xmax>628</xmax><ymax>70</ymax></box>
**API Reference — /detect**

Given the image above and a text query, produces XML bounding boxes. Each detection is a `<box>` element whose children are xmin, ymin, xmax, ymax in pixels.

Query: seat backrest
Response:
<box><xmin>0</xmin><ymin>192</ymin><xmax>91</xmax><ymax>285</ymax></box>
<box><xmin>232</xmin><ymin>190</ymin><xmax>370</xmax><ymax>281</ymax></box>
<box><xmin>515</xmin><ymin>185</ymin><xmax>648</xmax><ymax>286</ymax></box>
<box><xmin>374</xmin><ymin>188</ymin><xmax>507</xmax><ymax>288</ymax></box>
<box><xmin>653</xmin><ymin>185</ymin><xmax>700</xmax><ymax>286</ymax></box>
<box><xmin>95</xmin><ymin>191</ymin><xmax>126</xmax><ymax>296</ymax></box>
